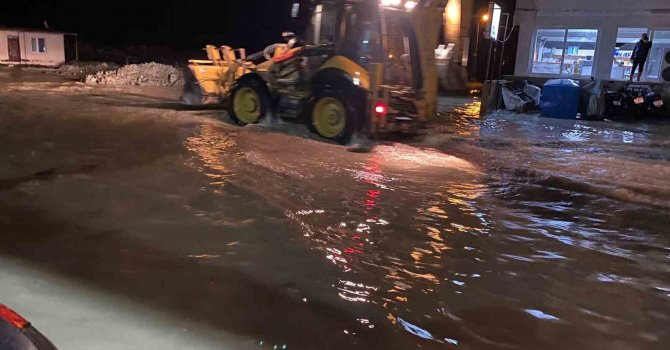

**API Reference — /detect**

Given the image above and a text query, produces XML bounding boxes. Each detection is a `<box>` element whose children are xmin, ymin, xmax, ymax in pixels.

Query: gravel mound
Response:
<box><xmin>56</xmin><ymin>62</ymin><xmax>119</xmax><ymax>77</ymax></box>
<box><xmin>85</xmin><ymin>62</ymin><xmax>184</xmax><ymax>87</ymax></box>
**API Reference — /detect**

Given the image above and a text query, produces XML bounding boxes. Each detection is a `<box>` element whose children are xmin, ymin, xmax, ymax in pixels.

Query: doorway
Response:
<box><xmin>7</xmin><ymin>36</ymin><xmax>21</xmax><ymax>62</ymax></box>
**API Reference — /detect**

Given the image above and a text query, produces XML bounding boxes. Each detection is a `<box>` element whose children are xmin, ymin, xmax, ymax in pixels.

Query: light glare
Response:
<box><xmin>381</xmin><ymin>0</ymin><xmax>402</xmax><ymax>7</ymax></box>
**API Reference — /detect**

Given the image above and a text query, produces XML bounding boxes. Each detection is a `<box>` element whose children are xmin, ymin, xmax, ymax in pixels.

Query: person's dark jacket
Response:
<box><xmin>632</xmin><ymin>40</ymin><xmax>653</xmax><ymax>62</ymax></box>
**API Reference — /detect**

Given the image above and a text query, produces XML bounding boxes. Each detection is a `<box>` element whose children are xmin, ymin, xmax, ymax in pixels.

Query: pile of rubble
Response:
<box><xmin>56</xmin><ymin>62</ymin><xmax>119</xmax><ymax>77</ymax></box>
<box><xmin>85</xmin><ymin>62</ymin><xmax>184</xmax><ymax>87</ymax></box>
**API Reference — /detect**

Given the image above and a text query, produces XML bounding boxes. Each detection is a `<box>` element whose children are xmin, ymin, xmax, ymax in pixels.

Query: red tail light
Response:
<box><xmin>374</xmin><ymin>101</ymin><xmax>388</xmax><ymax>117</ymax></box>
<box><xmin>0</xmin><ymin>304</ymin><xmax>30</xmax><ymax>329</ymax></box>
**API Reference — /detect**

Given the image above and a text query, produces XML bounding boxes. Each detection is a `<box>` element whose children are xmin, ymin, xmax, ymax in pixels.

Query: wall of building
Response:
<box><xmin>513</xmin><ymin>0</ymin><xmax>670</xmax><ymax>81</ymax></box>
<box><xmin>440</xmin><ymin>0</ymin><xmax>474</xmax><ymax>92</ymax></box>
<box><xmin>444</xmin><ymin>0</ymin><xmax>463</xmax><ymax>61</ymax></box>
<box><xmin>0</xmin><ymin>30</ymin><xmax>66</xmax><ymax>67</ymax></box>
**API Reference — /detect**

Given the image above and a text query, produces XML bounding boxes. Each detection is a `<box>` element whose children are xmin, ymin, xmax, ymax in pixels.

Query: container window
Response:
<box><xmin>31</xmin><ymin>37</ymin><xmax>47</xmax><ymax>53</ymax></box>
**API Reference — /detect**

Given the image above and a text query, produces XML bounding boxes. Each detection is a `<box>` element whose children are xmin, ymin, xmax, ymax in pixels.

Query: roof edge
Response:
<box><xmin>0</xmin><ymin>26</ymin><xmax>77</xmax><ymax>35</ymax></box>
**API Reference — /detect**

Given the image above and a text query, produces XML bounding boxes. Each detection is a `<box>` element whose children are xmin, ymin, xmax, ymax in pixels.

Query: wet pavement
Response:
<box><xmin>1</xmin><ymin>70</ymin><xmax>669</xmax><ymax>349</ymax></box>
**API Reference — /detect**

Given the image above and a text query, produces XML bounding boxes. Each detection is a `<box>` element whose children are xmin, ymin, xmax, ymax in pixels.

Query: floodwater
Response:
<box><xmin>1</xmin><ymin>71</ymin><xmax>669</xmax><ymax>349</ymax></box>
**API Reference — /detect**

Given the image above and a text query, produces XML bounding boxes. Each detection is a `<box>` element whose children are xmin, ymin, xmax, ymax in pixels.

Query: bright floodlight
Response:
<box><xmin>381</xmin><ymin>0</ymin><xmax>402</xmax><ymax>6</ymax></box>
<box><xmin>405</xmin><ymin>1</ymin><xmax>417</xmax><ymax>10</ymax></box>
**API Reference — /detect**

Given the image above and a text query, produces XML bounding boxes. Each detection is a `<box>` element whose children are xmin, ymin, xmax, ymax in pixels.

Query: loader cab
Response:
<box><xmin>308</xmin><ymin>0</ymin><xmax>422</xmax><ymax>89</ymax></box>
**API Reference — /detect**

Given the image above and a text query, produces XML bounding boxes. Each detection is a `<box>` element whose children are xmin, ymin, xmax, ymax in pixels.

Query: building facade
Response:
<box><xmin>0</xmin><ymin>28</ymin><xmax>77</xmax><ymax>67</ymax></box>
<box><xmin>513</xmin><ymin>0</ymin><xmax>670</xmax><ymax>82</ymax></box>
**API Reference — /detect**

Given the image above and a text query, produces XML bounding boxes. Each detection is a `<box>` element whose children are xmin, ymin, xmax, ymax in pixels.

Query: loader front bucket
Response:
<box><xmin>181</xmin><ymin>63</ymin><xmax>231</xmax><ymax>105</ymax></box>
<box><xmin>181</xmin><ymin>66</ymin><xmax>205</xmax><ymax>105</ymax></box>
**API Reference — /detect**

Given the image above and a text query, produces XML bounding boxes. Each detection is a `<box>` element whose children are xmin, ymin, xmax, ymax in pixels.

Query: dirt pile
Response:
<box><xmin>85</xmin><ymin>62</ymin><xmax>184</xmax><ymax>87</ymax></box>
<box><xmin>56</xmin><ymin>62</ymin><xmax>119</xmax><ymax>77</ymax></box>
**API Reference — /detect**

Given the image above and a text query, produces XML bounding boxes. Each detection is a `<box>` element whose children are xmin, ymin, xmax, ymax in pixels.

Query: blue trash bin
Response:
<box><xmin>540</xmin><ymin>79</ymin><xmax>580</xmax><ymax>119</ymax></box>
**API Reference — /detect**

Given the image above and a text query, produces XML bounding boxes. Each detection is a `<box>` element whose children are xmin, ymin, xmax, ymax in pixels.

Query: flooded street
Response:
<box><xmin>1</xmin><ymin>71</ymin><xmax>669</xmax><ymax>349</ymax></box>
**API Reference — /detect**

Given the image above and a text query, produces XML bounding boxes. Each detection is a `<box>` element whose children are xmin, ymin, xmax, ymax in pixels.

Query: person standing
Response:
<box><xmin>630</xmin><ymin>33</ymin><xmax>653</xmax><ymax>82</ymax></box>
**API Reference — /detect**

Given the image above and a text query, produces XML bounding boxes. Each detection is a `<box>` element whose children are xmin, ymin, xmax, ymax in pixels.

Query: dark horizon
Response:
<box><xmin>0</xmin><ymin>0</ymin><xmax>309</xmax><ymax>53</ymax></box>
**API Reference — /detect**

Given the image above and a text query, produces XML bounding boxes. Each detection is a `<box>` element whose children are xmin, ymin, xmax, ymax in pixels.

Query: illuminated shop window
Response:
<box><xmin>532</xmin><ymin>28</ymin><xmax>598</xmax><ymax>77</ymax></box>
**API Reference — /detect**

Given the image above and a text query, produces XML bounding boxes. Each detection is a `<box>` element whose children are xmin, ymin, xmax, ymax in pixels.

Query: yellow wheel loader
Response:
<box><xmin>183</xmin><ymin>0</ymin><xmax>446</xmax><ymax>144</ymax></box>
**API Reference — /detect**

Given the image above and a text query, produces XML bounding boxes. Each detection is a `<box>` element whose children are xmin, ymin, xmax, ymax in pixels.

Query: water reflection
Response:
<box><xmin>396</xmin><ymin>317</ymin><xmax>435</xmax><ymax>340</ymax></box>
<box><xmin>434</xmin><ymin>100</ymin><xmax>482</xmax><ymax>138</ymax></box>
<box><xmin>183</xmin><ymin>107</ymin><xmax>670</xmax><ymax>348</ymax></box>
<box><xmin>524</xmin><ymin>309</ymin><xmax>560</xmax><ymax>321</ymax></box>
<box><xmin>185</xmin><ymin>124</ymin><xmax>237</xmax><ymax>189</ymax></box>
<box><xmin>283</xmin><ymin>149</ymin><xmax>493</xmax><ymax>345</ymax></box>
<box><xmin>284</xmin><ymin>122</ymin><xmax>667</xmax><ymax>348</ymax></box>
<box><xmin>337</xmin><ymin>279</ymin><xmax>378</xmax><ymax>303</ymax></box>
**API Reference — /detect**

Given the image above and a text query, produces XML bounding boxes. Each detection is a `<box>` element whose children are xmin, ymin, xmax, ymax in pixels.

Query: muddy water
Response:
<box><xmin>1</xmin><ymin>75</ymin><xmax>669</xmax><ymax>349</ymax></box>
<box><xmin>183</xmin><ymin>101</ymin><xmax>670</xmax><ymax>349</ymax></box>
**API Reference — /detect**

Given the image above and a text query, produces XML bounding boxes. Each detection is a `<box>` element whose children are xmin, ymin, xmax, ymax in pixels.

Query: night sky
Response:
<box><xmin>0</xmin><ymin>0</ymin><xmax>307</xmax><ymax>52</ymax></box>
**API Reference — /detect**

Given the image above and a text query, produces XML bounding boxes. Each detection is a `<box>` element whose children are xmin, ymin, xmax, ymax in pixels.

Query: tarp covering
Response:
<box><xmin>580</xmin><ymin>80</ymin><xmax>605</xmax><ymax>119</ymax></box>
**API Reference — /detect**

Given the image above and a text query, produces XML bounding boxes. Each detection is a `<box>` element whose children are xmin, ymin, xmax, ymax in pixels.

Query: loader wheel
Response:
<box><xmin>308</xmin><ymin>91</ymin><xmax>357</xmax><ymax>144</ymax></box>
<box><xmin>229</xmin><ymin>79</ymin><xmax>269</xmax><ymax>125</ymax></box>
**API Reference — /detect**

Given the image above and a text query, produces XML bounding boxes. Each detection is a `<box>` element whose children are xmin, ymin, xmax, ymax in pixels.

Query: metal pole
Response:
<box><xmin>497</xmin><ymin>13</ymin><xmax>509</xmax><ymax>79</ymax></box>
<box><xmin>473</xmin><ymin>21</ymin><xmax>481</xmax><ymax>80</ymax></box>
<box><xmin>380</xmin><ymin>6</ymin><xmax>389</xmax><ymax>62</ymax></box>
<box><xmin>485</xmin><ymin>39</ymin><xmax>493</xmax><ymax>81</ymax></box>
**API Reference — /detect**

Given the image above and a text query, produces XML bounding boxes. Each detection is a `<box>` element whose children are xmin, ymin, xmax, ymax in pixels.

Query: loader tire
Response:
<box><xmin>307</xmin><ymin>90</ymin><xmax>357</xmax><ymax>145</ymax></box>
<box><xmin>229</xmin><ymin>79</ymin><xmax>270</xmax><ymax>125</ymax></box>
